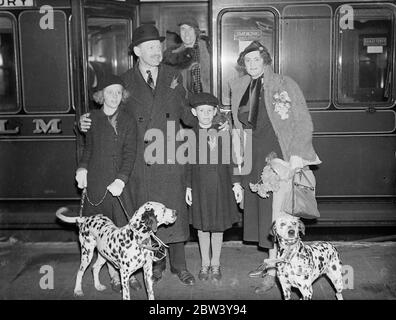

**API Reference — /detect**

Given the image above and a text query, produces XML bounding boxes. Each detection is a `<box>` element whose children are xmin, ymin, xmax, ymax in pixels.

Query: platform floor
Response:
<box><xmin>0</xmin><ymin>240</ymin><xmax>395</xmax><ymax>300</ymax></box>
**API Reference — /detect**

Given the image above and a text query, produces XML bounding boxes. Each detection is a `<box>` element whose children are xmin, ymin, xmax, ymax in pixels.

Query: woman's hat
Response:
<box><xmin>189</xmin><ymin>92</ymin><xmax>219</xmax><ymax>108</ymax></box>
<box><xmin>96</xmin><ymin>74</ymin><xmax>125</xmax><ymax>91</ymax></box>
<box><xmin>177</xmin><ymin>16</ymin><xmax>200</xmax><ymax>30</ymax></box>
<box><xmin>130</xmin><ymin>24</ymin><xmax>165</xmax><ymax>48</ymax></box>
<box><xmin>237</xmin><ymin>40</ymin><xmax>269</xmax><ymax>66</ymax></box>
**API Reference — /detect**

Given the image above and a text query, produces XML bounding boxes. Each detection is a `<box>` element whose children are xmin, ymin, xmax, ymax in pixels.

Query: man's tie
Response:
<box><xmin>146</xmin><ymin>70</ymin><xmax>155</xmax><ymax>91</ymax></box>
<box><xmin>248</xmin><ymin>77</ymin><xmax>262</xmax><ymax>129</ymax></box>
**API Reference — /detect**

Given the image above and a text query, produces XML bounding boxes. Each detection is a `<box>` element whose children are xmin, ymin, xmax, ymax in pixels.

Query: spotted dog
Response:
<box><xmin>267</xmin><ymin>215</ymin><xmax>343</xmax><ymax>300</ymax></box>
<box><xmin>56</xmin><ymin>201</ymin><xmax>177</xmax><ymax>300</ymax></box>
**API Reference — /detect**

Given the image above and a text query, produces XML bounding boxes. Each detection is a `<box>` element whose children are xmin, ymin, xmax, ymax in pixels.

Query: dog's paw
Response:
<box><xmin>74</xmin><ymin>289</ymin><xmax>84</xmax><ymax>297</ymax></box>
<box><xmin>95</xmin><ymin>284</ymin><xmax>107</xmax><ymax>292</ymax></box>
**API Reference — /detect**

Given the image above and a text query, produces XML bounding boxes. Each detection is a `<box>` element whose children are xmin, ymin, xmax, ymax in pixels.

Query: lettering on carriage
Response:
<box><xmin>33</xmin><ymin>119</ymin><xmax>62</xmax><ymax>134</ymax></box>
<box><xmin>0</xmin><ymin>0</ymin><xmax>33</xmax><ymax>7</ymax></box>
<box><xmin>0</xmin><ymin>119</ymin><xmax>19</xmax><ymax>134</ymax></box>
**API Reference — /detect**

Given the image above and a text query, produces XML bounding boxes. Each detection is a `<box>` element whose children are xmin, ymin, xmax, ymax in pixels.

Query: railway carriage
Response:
<box><xmin>0</xmin><ymin>0</ymin><xmax>395</xmax><ymax>240</ymax></box>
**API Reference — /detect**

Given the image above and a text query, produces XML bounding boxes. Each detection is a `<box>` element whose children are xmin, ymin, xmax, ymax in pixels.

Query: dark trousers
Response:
<box><xmin>154</xmin><ymin>241</ymin><xmax>187</xmax><ymax>272</ymax></box>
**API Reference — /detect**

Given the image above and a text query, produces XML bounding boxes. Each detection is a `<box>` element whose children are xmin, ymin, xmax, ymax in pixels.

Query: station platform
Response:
<box><xmin>0</xmin><ymin>240</ymin><xmax>395</xmax><ymax>300</ymax></box>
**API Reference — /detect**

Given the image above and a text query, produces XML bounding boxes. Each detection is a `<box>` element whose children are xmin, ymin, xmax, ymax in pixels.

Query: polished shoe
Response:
<box><xmin>210</xmin><ymin>265</ymin><xmax>222</xmax><ymax>281</ymax></box>
<box><xmin>110</xmin><ymin>278</ymin><xmax>122</xmax><ymax>293</ymax></box>
<box><xmin>198</xmin><ymin>266</ymin><xmax>210</xmax><ymax>281</ymax></box>
<box><xmin>152</xmin><ymin>267</ymin><xmax>164</xmax><ymax>284</ymax></box>
<box><xmin>248</xmin><ymin>262</ymin><xmax>267</xmax><ymax>278</ymax></box>
<box><xmin>172</xmin><ymin>269</ymin><xmax>195</xmax><ymax>286</ymax></box>
<box><xmin>129</xmin><ymin>277</ymin><xmax>142</xmax><ymax>291</ymax></box>
<box><xmin>254</xmin><ymin>274</ymin><xmax>276</xmax><ymax>294</ymax></box>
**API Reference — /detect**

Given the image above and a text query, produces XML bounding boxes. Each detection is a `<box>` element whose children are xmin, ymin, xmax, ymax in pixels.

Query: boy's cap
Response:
<box><xmin>189</xmin><ymin>92</ymin><xmax>219</xmax><ymax>108</ymax></box>
<box><xmin>96</xmin><ymin>74</ymin><xmax>125</xmax><ymax>91</ymax></box>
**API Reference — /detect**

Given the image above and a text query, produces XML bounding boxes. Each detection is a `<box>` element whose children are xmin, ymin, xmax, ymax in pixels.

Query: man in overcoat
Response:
<box><xmin>80</xmin><ymin>25</ymin><xmax>196</xmax><ymax>286</ymax></box>
<box><xmin>123</xmin><ymin>24</ymin><xmax>195</xmax><ymax>286</ymax></box>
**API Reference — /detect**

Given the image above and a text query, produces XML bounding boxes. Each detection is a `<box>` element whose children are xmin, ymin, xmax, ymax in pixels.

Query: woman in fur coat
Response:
<box><xmin>163</xmin><ymin>16</ymin><xmax>210</xmax><ymax>94</ymax></box>
<box><xmin>228</xmin><ymin>41</ymin><xmax>321</xmax><ymax>294</ymax></box>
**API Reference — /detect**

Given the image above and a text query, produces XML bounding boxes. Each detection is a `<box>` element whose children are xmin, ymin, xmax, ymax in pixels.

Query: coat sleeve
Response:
<box><xmin>176</xmin><ymin>71</ymin><xmax>196</xmax><ymax>128</ymax></box>
<box><xmin>78</xmin><ymin>123</ymin><xmax>94</xmax><ymax>170</ymax></box>
<box><xmin>286</xmin><ymin>77</ymin><xmax>314</xmax><ymax>160</ymax></box>
<box><xmin>116</xmin><ymin>115</ymin><xmax>137</xmax><ymax>184</ymax></box>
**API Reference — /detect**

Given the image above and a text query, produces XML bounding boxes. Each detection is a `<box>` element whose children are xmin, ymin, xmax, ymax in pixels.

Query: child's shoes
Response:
<box><xmin>210</xmin><ymin>265</ymin><xmax>222</xmax><ymax>281</ymax></box>
<box><xmin>198</xmin><ymin>265</ymin><xmax>211</xmax><ymax>281</ymax></box>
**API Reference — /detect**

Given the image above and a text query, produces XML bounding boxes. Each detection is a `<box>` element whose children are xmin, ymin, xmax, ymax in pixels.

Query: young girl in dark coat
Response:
<box><xmin>185</xmin><ymin>93</ymin><xmax>243</xmax><ymax>281</ymax></box>
<box><xmin>75</xmin><ymin>74</ymin><xmax>138</xmax><ymax>291</ymax></box>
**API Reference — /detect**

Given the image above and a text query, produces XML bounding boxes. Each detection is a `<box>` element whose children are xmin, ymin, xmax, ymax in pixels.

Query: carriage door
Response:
<box><xmin>81</xmin><ymin>2</ymin><xmax>137</xmax><ymax>114</ymax></box>
<box><xmin>212</xmin><ymin>6</ymin><xmax>277</xmax><ymax>105</ymax></box>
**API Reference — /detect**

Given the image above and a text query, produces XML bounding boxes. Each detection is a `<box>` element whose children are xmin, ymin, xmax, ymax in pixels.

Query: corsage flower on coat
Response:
<box><xmin>273</xmin><ymin>90</ymin><xmax>291</xmax><ymax>120</ymax></box>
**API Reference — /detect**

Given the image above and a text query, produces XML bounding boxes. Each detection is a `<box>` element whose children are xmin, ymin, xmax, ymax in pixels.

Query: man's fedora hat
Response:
<box><xmin>131</xmin><ymin>24</ymin><xmax>165</xmax><ymax>48</ymax></box>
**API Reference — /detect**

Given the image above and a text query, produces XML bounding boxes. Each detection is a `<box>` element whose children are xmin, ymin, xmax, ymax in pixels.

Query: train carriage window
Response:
<box><xmin>0</xmin><ymin>15</ymin><xmax>17</xmax><ymax>113</ymax></box>
<box><xmin>220</xmin><ymin>10</ymin><xmax>275</xmax><ymax>105</ymax></box>
<box><xmin>336</xmin><ymin>6</ymin><xmax>395</xmax><ymax>107</ymax></box>
<box><xmin>282</xmin><ymin>5</ymin><xmax>331</xmax><ymax>109</ymax></box>
<box><xmin>19</xmin><ymin>11</ymin><xmax>70</xmax><ymax>113</ymax></box>
<box><xmin>87</xmin><ymin>18</ymin><xmax>130</xmax><ymax>92</ymax></box>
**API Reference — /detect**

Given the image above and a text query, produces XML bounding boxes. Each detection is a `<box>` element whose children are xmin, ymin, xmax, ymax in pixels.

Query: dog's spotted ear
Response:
<box><xmin>298</xmin><ymin>219</ymin><xmax>305</xmax><ymax>235</ymax></box>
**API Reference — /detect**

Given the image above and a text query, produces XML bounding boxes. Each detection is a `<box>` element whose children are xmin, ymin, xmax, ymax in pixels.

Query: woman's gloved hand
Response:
<box><xmin>289</xmin><ymin>155</ymin><xmax>304</xmax><ymax>172</ymax></box>
<box><xmin>75</xmin><ymin>168</ymin><xmax>87</xmax><ymax>189</ymax></box>
<box><xmin>107</xmin><ymin>179</ymin><xmax>125</xmax><ymax>196</ymax></box>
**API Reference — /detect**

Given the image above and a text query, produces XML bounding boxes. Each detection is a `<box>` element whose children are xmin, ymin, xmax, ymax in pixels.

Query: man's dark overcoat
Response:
<box><xmin>121</xmin><ymin>63</ymin><xmax>193</xmax><ymax>243</ymax></box>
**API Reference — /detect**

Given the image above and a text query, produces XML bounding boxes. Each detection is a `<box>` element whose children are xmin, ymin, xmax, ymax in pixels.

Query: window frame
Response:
<box><xmin>19</xmin><ymin>9</ymin><xmax>71</xmax><ymax>114</ymax></box>
<box><xmin>217</xmin><ymin>7</ymin><xmax>279</xmax><ymax>106</ymax></box>
<box><xmin>0</xmin><ymin>12</ymin><xmax>20</xmax><ymax>115</ymax></box>
<box><xmin>84</xmin><ymin>14</ymin><xmax>133</xmax><ymax>100</ymax></box>
<box><xmin>281</xmin><ymin>3</ymin><xmax>333</xmax><ymax>110</ymax></box>
<box><xmin>334</xmin><ymin>3</ymin><xmax>396</xmax><ymax>109</ymax></box>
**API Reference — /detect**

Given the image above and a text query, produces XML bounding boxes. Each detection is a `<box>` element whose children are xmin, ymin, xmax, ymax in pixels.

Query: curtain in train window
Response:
<box><xmin>19</xmin><ymin>11</ymin><xmax>70</xmax><ymax>113</ymax></box>
<box><xmin>0</xmin><ymin>16</ymin><xmax>17</xmax><ymax>113</ymax></box>
<box><xmin>87</xmin><ymin>18</ymin><xmax>130</xmax><ymax>92</ymax></box>
<box><xmin>336</xmin><ymin>7</ymin><xmax>395</xmax><ymax>107</ymax></box>
<box><xmin>282</xmin><ymin>5</ymin><xmax>331</xmax><ymax>109</ymax></box>
<box><xmin>220</xmin><ymin>10</ymin><xmax>275</xmax><ymax>105</ymax></box>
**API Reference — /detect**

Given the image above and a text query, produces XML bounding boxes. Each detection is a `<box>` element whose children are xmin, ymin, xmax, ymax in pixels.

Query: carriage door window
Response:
<box><xmin>87</xmin><ymin>18</ymin><xmax>130</xmax><ymax>93</ymax></box>
<box><xmin>282</xmin><ymin>5</ymin><xmax>331</xmax><ymax>109</ymax></box>
<box><xmin>19</xmin><ymin>11</ymin><xmax>70</xmax><ymax>113</ymax></box>
<box><xmin>0</xmin><ymin>15</ymin><xmax>18</xmax><ymax>113</ymax></box>
<box><xmin>219</xmin><ymin>10</ymin><xmax>275</xmax><ymax>105</ymax></box>
<box><xmin>336</xmin><ymin>6</ymin><xmax>395</xmax><ymax>107</ymax></box>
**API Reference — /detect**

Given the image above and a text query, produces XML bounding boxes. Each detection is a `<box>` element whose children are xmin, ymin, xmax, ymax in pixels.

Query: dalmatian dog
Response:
<box><xmin>56</xmin><ymin>201</ymin><xmax>177</xmax><ymax>300</ymax></box>
<box><xmin>266</xmin><ymin>215</ymin><xmax>343</xmax><ymax>300</ymax></box>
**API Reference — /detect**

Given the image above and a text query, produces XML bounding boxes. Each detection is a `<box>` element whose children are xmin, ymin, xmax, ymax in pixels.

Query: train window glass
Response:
<box><xmin>140</xmin><ymin>3</ymin><xmax>209</xmax><ymax>49</ymax></box>
<box><xmin>220</xmin><ymin>10</ymin><xmax>275</xmax><ymax>105</ymax></box>
<box><xmin>282</xmin><ymin>5</ymin><xmax>331</xmax><ymax>109</ymax></box>
<box><xmin>19</xmin><ymin>11</ymin><xmax>70</xmax><ymax>113</ymax></box>
<box><xmin>0</xmin><ymin>15</ymin><xmax>18</xmax><ymax>113</ymax></box>
<box><xmin>87</xmin><ymin>18</ymin><xmax>130</xmax><ymax>92</ymax></box>
<box><xmin>336</xmin><ymin>7</ymin><xmax>395</xmax><ymax>107</ymax></box>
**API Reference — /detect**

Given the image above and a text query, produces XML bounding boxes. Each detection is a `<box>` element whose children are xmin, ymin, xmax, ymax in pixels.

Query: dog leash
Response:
<box><xmin>79</xmin><ymin>188</ymin><xmax>87</xmax><ymax>218</ymax></box>
<box><xmin>81</xmin><ymin>188</ymin><xmax>167</xmax><ymax>261</ymax></box>
<box><xmin>116</xmin><ymin>195</ymin><xmax>131</xmax><ymax>221</ymax></box>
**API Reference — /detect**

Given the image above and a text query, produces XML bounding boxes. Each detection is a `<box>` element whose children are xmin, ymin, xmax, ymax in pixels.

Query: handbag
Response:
<box><xmin>282</xmin><ymin>170</ymin><xmax>320</xmax><ymax>219</ymax></box>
